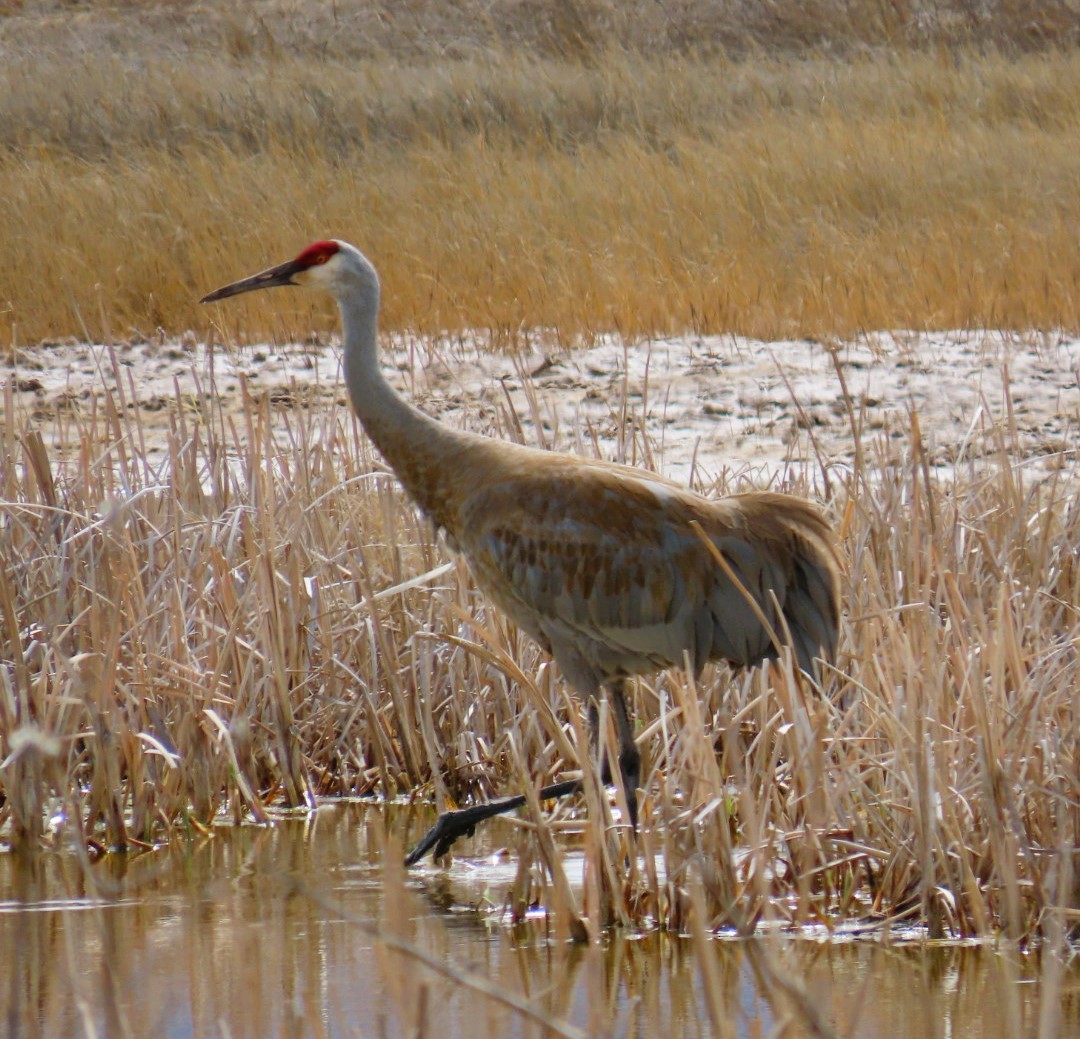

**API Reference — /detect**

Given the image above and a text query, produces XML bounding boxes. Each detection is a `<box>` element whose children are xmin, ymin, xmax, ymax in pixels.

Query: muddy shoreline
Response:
<box><xmin>5</xmin><ymin>330</ymin><xmax>1077</xmax><ymax>487</ymax></box>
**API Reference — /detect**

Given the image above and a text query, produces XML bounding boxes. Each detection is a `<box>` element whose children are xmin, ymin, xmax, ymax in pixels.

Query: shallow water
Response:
<box><xmin>2</xmin><ymin>801</ymin><xmax>1076</xmax><ymax>1039</ymax></box>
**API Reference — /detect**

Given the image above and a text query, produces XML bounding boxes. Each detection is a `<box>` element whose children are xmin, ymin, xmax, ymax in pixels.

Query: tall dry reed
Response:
<box><xmin>1</xmin><ymin>343</ymin><xmax>1076</xmax><ymax>942</ymax></box>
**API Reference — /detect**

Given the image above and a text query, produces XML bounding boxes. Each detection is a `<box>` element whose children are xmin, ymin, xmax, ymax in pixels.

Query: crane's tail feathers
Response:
<box><xmin>787</xmin><ymin>551</ymin><xmax>841</xmax><ymax>672</ymax></box>
<box><xmin>693</xmin><ymin>500</ymin><xmax>841</xmax><ymax>677</ymax></box>
<box><xmin>690</xmin><ymin>519</ymin><xmax>783</xmax><ymax>665</ymax></box>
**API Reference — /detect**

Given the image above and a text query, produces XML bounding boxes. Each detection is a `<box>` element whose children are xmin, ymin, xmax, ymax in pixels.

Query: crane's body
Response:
<box><xmin>202</xmin><ymin>240</ymin><xmax>841</xmax><ymax>863</ymax></box>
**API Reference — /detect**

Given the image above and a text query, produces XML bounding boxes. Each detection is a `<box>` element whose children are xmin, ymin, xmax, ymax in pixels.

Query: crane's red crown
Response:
<box><xmin>295</xmin><ymin>240</ymin><xmax>340</xmax><ymax>269</ymax></box>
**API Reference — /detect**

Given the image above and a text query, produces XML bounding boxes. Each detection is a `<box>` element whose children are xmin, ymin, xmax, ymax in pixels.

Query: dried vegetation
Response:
<box><xmin>0</xmin><ymin>0</ymin><xmax>1077</xmax><ymax>955</ymax></box>
<box><xmin>0</xmin><ymin>1</ymin><xmax>1078</xmax><ymax>344</ymax></box>
<box><xmin>2</xmin><ymin>345</ymin><xmax>1077</xmax><ymax>946</ymax></box>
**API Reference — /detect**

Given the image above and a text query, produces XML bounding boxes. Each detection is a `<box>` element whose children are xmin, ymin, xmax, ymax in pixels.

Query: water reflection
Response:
<box><xmin>2</xmin><ymin>802</ymin><xmax>1075</xmax><ymax>1038</ymax></box>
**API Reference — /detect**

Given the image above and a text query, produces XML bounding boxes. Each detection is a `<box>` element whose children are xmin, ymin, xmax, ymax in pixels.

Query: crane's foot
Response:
<box><xmin>404</xmin><ymin>804</ymin><xmax>485</xmax><ymax>866</ymax></box>
<box><xmin>404</xmin><ymin>779</ymin><xmax>583</xmax><ymax>867</ymax></box>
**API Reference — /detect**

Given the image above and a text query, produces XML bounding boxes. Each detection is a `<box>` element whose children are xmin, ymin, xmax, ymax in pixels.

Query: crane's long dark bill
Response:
<box><xmin>200</xmin><ymin>258</ymin><xmax>301</xmax><ymax>303</ymax></box>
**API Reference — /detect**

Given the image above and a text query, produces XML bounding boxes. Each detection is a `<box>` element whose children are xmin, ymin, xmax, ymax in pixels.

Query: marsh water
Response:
<box><xmin>3</xmin><ymin>801</ymin><xmax>1075</xmax><ymax>1039</ymax></box>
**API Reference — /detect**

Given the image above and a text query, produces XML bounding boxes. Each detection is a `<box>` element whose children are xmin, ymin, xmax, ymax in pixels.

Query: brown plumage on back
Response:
<box><xmin>202</xmin><ymin>241</ymin><xmax>841</xmax><ymax>865</ymax></box>
<box><xmin>450</xmin><ymin>450</ymin><xmax>839</xmax><ymax>676</ymax></box>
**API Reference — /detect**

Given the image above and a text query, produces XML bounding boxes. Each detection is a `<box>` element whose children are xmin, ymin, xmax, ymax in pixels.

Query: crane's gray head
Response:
<box><xmin>200</xmin><ymin>240</ymin><xmax>378</xmax><ymax>304</ymax></box>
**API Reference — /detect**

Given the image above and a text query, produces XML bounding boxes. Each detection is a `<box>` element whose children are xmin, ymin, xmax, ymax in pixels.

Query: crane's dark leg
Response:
<box><xmin>586</xmin><ymin>680</ymin><xmax>639</xmax><ymax>828</ymax></box>
<box><xmin>608</xmin><ymin>679</ymin><xmax>641</xmax><ymax>831</ymax></box>
<box><xmin>404</xmin><ymin>676</ymin><xmax>640</xmax><ymax>867</ymax></box>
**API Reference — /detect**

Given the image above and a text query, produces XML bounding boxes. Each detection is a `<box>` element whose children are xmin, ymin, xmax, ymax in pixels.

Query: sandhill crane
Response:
<box><xmin>201</xmin><ymin>240</ymin><xmax>841</xmax><ymax>865</ymax></box>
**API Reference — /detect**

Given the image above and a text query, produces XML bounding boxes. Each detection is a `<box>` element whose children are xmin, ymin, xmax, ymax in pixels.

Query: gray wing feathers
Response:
<box><xmin>487</xmin><ymin>530</ymin><xmax>698</xmax><ymax>667</ymax></box>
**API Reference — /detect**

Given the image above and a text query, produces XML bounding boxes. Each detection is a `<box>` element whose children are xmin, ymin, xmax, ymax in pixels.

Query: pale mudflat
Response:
<box><xmin>6</xmin><ymin>330</ymin><xmax>1077</xmax><ymax>484</ymax></box>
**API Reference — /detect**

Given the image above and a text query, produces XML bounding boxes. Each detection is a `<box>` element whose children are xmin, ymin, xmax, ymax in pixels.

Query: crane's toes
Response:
<box><xmin>404</xmin><ymin>809</ymin><xmax>478</xmax><ymax>867</ymax></box>
<box><xmin>433</xmin><ymin>823</ymin><xmax>474</xmax><ymax>861</ymax></box>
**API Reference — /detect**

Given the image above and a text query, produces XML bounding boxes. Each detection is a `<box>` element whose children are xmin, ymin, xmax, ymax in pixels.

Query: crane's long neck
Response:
<box><xmin>337</xmin><ymin>276</ymin><xmax>475</xmax><ymax>530</ymax></box>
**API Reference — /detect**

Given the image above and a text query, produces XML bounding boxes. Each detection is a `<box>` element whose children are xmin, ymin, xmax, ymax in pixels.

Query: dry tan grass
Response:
<box><xmin>1</xmin><ymin>349</ymin><xmax>1076</xmax><ymax>943</ymax></box>
<box><xmin>1</xmin><ymin>27</ymin><xmax>1078</xmax><ymax>343</ymax></box>
<box><xmin>1</xmin><ymin>0</ymin><xmax>1077</xmax><ymax>949</ymax></box>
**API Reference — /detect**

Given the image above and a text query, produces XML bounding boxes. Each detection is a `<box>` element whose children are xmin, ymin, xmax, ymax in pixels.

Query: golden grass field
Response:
<box><xmin>1</xmin><ymin>2</ymin><xmax>1078</xmax><ymax>344</ymax></box>
<box><xmin>1</xmin><ymin>0</ymin><xmax>1078</xmax><ymax>962</ymax></box>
